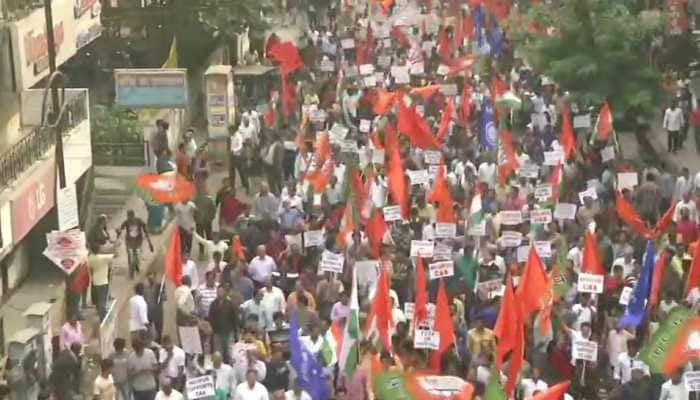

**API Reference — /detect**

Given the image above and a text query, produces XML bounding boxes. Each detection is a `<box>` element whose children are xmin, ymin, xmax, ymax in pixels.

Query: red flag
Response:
<box><xmin>459</xmin><ymin>84</ymin><xmax>472</xmax><ymax>125</ymax></box>
<box><xmin>373</xmin><ymin>88</ymin><xmax>396</xmax><ymax>115</ymax></box>
<box><xmin>516</xmin><ymin>247</ymin><xmax>551</xmax><ymax>318</ymax></box>
<box><xmin>366</xmin><ymin>209</ymin><xmax>387</xmax><ymax>258</ymax></box>
<box><xmin>430</xmin><ymin>279</ymin><xmax>455</xmax><ymax>371</ymax></box>
<box><xmin>649</xmin><ymin>251</ymin><xmax>669</xmax><ymax>307</ymax></box>
<box><xmin>231</xmin><ymin>235</ymin><xmax>247</xmax><ymax>260</ymax></box>
<box><xmin>366</xmin><ymin>265</ymin><xmax>394</xmax><ymax>351</ymax></box>
<box><xmin>410</xmin><ymin>85</ymin><xmax>441</xmax><ymax>101</ymax></box>
<box><xmin>462</xmin><ymin>12</ymin><xmax>474</xmax><ymax>39</ymax></box>
<box><xmin>307</xmin><ymin>160</ymin><xmax>334</xmax><ymax>193</ymax></box>
<box><xmin>447</xmin><ymin>55</ymin><xmax>475</xmax><ymax>76</ymax></box>
<box><xmin>487</xmin><ymin>0</ymin><xmax>511</xmax><ymax>21</ymax></box>
<box><xmin>654</xmin><ymin>202</ymin><xmax>677</xmax><ymax>236</ymax></box>
<box><xmin>281</xmin><ymin>76</ymin><xmax>296</xmax><ymax>117</ymax></box>
<box><xmin>437</xmin><ymin>98</ymin><xmax>454</xmax><ymax>145</ymax></box>
<box><xmin>68</xmin><ymin>263</ymin><xmax>90</xmax><ymax>293</ymax></box>
<box><xmin>165</xmin><ymin>228</ymin><xmax>183</xmax><ymax>286</ymax></box>
<box><xmin>414</xmin><ymin>257</ymin><xmax>428</xmax><ymax>325</ymax></box>
<box><xmin>505</xmin><ymin>300</ymin><xmax>525</xmax><ymax>395</ymax></box>
<box><xmin>560</xmin><ymin>106</ymin><xmax>576</xmax><ymax>160</ymax></box>
<box><xmin>437</xmin><ymin>26</ymin><xmax>451</xmax><ymax>62</ymax></box>
<box><xmin>267</xmin><ymin>41</ymin><xmax>304</xmax><ymax>75</ymax></box>
<box><xmin>494</xmin><ymin>273</ymin><xmax>518</xmax><ymax>367</ymax></box>
<box><xmin>550</xmin><ymin>163</ymin><xmax>562</xmax><ymax>201</ymax></box>
<box><xmin>386</xmin><ymin>125</ymin><xmax>409</xmax><ymax>219</ymax></box>
<box><xmin>391</xmin><ymin>26</ymin><xmax>410</xmax><ymax>48</ymax></box>
<box><xmin>397</xmin><ymin>100</ymin><xmax>440</xmax><ymax>149</ymax></box>
<box><xmin>686</xmin><ymin>240</ymin><xmax>700</xmax><ymax>295</ymax></box>
<box><xmin>428</xmin><ymin>161</ymin><xmax>450</xmax><ymax>203</ymax></box>
<box><xmin>498</xmin><ymin>128</ymin><xmax>519</xmax><ymax>186</ymax></box>
<box><xmin>531</xmin><ymin>381</ymin><xmax>572</xmax><ymax>400</ymax></box>
<box><xmin>264</xmin><ymin>103</ymin><xmax>276</xmax><ymax>127</ymax></box>
<box><xmin>491</xmin><ymin>75</ymin><xmax>508</xmax><ymax>100</ymax></box>
<box><xmin>582</xmin><ymin>230</ymin><xmax>605</xmax><ymax>275</ymax></box>
<box><xmin>371</xmin><ymin>130</ymin><xmax>384</xmax><ymax>149</ymax></box>
<box><xmin>615</xmin><ymin>191</ymin><xmax>651</xmax><ymax>237</ymax></box>
<box><xmin>595</xmin><ymin>101</ymin><xmax>613</xmax><ymax>141</ymax></box>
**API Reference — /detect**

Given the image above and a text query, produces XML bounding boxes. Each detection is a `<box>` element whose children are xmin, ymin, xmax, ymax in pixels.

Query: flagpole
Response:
<box><xmin>157</xmin><ymin>273</ymin><xmax>166</xmax><ymax>304</ymax></box>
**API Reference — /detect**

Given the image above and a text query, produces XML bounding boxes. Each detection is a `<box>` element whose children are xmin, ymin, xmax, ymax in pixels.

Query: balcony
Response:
<box><xmin>0</xmin><ymin>89</ymin><xmax>88</xmax><ymax>188</ymax></box>
<box><xmin>0</xmin><ymin>0</ymin><xmax>43</xmax><ymax>20</ymax></box>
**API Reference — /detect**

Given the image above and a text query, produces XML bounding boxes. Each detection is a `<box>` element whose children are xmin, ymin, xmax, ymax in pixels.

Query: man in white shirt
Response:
<box><xmin>261</xmin><ymin>278</ymin><xmax>286</xmax><ymax>329</ymax></box>
<box><xmin>673</xmin><ymin>192</ymin><xmax>698</xmax><ymax>223</ymax></box>
<box><xmin>571</xmin><ymin>294</ymin><xmax>596</xmax><ymax>332</ymax></box>
<box><xmin>129</xmin><ymin>283</ymin><xmax>149</xmax><ymax>336</ymax></box>
<box><xmin>154</xmin><ymin>377</ymin><xmax>184</xmax><ymax>400</ymax></box>
<box><xmin>174</xmin><ymin>201</ymin><xmax>197</xmax><ymax>254</ymax></box>
<box><xmin>158</xmin><ymin>335</ymin><xmax>186</xmax><ymax>389</ymax></box>
<box><xmin>175</xmin><ymin>276</ymin><xmax>196</xmax><ymax>329</ymax></box>
<box><xmin>477</xmin><ymin>159</ymin><xmax>497</xmax><ymax>190</ymax></box>
<box><xmin>614</xmin><ymin>339</ymin><xmax>650</xmax><ymax>384</ymax></box>
<box><xmin>234</xmin><ymin>369</ymin><xmax>269</xmax><ymax>400</ymax></box>
<box><xmin>248</xmin><ymin>245</ymin><xmax>277</xmax><ymax>287</ymax></box>
<box><xmin>285</xmin><ymin>381</ymin><xmax>312</xmax><ymax>400</ymax></box>
<box><xmin>182</xmin><ymin>256</ymin><xmax>199</xmax><ymax>289</ymax></box>
<box><xmin>663</xmin><ymin>101</ymin><xmax>684</xmax><ymax>153</ymax></box>
<box><xmin>520</xmin><ymin>367</ymin><xmax>548</xmax><ymax>398</ymax></box>
<box><xmin>660</xmin><ymin>370</ymin><xmax>689</xmax><ymax>400</ymax></box>
<box><xmin>212</xmin><ymin>352</ymin><xmax>237</xmax><ymax>399</ymax></box>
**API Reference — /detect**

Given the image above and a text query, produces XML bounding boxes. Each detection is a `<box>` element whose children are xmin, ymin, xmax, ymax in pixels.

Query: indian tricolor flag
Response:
<box><xmin>467</xmin><ymin>193</ymin><xmax>485</xmax><ymax>236</ymax></box>
<box><xmin>339</xmin><ymin>267</ymin><xmax>360</xmax><ymax>378</ymax></box>
<box><xmin>640</xmin><ymin>307</ymin><xmax>700</xmax><ymax>374</ymax></box>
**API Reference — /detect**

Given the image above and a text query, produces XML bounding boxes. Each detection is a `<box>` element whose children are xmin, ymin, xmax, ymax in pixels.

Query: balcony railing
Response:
<box><xmin>0</xmin><ymin>91</ymin><xmax>88</xmax><ymax>188</ymax></box>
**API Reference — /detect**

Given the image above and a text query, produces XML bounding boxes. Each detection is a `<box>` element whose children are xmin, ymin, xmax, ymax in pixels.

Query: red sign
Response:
<box><xmin>666</xmin><ymin>0</ymin><xmax>687</xmax><ymax>35</ymax></box>
<box><xmin>12</xmin><ymin>160</ymin><xmax>55</xmax><ymax>243</ymax></box>
<box><xmin>23</xmin><ymin>22</ymin><xmax>65</xmax><ymax>66</ymax></box>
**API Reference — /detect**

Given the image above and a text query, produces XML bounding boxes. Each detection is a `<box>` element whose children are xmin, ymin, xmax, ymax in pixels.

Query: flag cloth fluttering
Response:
<box><xmin>615</xmin><ymin>191</ymin><xmax>651</xmax><ymax>237</ymax></box>
<box><xmin>290</xmin><ymin>309</ymin><xmax>331</xmax><ymax>400</ymax></box>
<box><xmin>639</xmin><ymin>307</ymin><xmax>698</xmax><ymax>374</ymax></box>
<box><xmin>498</xmin><ymin>128</ymin><xmax>519</xmax><ymax>185</ymax></box>
<box><xmin>339</xmin><ymin>268</ymin><xmax>361</xmax><ymax>379</ymax></box>
<box><xmin>430</xmin><ymin>279</ymin><xmax>455</xmax><ymax>371</ymax></box>
<box><xmin>618</xmin><ymin>241</ymin><xmax>655</xmax><ymax>327</ymax></box>
<box><xmin>516</xmin><ymin>247</ymin><xmax>551</xmax><ymax>318</ymax></box>
<box><xmin>161</xmin><ymin>37</ymin><xmax>178</xmax><ymax>68</ymax></box>
<box><xmin>164</xmin><ymin>228</ymin><xmax>183</xmax><ymax>286</ymax></box>
<box><xmin>591</xmin><ymin>101</ymin><xmax>614</xmax><ymax>142</ymax></box>
<box><xmin>366</xmin><ymin>209</ymin><xmax>387</xmax><ymax>258</ymax></box>
<box><xmin>386</xmin><ymin>125</ymin><xmax>409</xmax><ymax>219</ymax></box>
<box><xmin>414</xmin><ymin>257</ymin><xmax>428</xmax><ymax>326</ymax></box>
<box><xmin>649</xmin><ymin>251</ymin><xmax>669</xmax><ymax>307</ymax></box>
<box><xmin>494</xmin><ymin>273</ymin><xmax>518</xmax><ymax>367</ymax></box>
<box><xmin>582</xmin><ymin>229</ymin><xmax>605</xmax><ymax>275</ymax></box>
<box><xmin>560</xmin><ymin>106</ymin><xmax>576</xmax><ymax>160</ymax></box>
<box><xmin>685</xmin><ymin>239</ymin><xmax>700</xmax><ymax>295</ymax></box>
<box><xmin>397</xmin><ymin>100</ymin><xmax>440</xmax><ymax>149</ymax></box>
<box><xmin>366</xmin><ymin>265</ymin><xmax>394</xmax><ymax>351</ymax></box>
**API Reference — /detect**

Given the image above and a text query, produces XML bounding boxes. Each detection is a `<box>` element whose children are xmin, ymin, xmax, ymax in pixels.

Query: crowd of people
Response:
<box><xmin>51</xmin><ymin>0</ymin><xmax>700</xmax><ymax>399</ymax></box>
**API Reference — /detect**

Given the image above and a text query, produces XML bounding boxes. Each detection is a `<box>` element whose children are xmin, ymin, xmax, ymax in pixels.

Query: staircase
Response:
<box><xmin>90</xmin><ymin>166</ymin><xmax>147</xmax><ymax>229</ymax></box>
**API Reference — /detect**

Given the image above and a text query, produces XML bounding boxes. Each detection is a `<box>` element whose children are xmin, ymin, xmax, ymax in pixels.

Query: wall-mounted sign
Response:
<box><xmin>114</xmin><ymin>69</ymin><xmax>188</xmax><ymax>108</ymax></box>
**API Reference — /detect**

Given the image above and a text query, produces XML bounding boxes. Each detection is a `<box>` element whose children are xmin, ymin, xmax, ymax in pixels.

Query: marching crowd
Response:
<box><xmin>52</xmin><ymin>0</ymin><xmax>700</xmax><ymax>399</ymax></box>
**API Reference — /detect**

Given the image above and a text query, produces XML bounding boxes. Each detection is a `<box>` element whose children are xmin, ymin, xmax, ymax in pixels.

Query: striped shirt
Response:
<box><xmin>198</xmin><ymin>284</ymin><xmax>218</xmax><ymax>316</ymax></box>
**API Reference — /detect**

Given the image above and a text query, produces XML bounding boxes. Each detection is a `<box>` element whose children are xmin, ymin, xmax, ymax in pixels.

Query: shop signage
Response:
<box><xmin>11</xmin><ymin>159</ymin><xmax>55</xmax><ymax>243</ymax></box>
<box><xmin>115</xmin><ymin>69</ymin><xmax>189</xmax><ymax>108</ymax></box>
<box><xmin>24</xmin><ymin>22</ymin><xmax>65</xmax><ymax>75</ymax></box>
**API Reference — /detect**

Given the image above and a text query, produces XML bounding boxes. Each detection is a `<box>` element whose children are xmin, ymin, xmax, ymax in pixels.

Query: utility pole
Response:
<box><xmin>43</xmin><ymin>0</ymin><xmax>67</xmax><ymax>189</ymax></box>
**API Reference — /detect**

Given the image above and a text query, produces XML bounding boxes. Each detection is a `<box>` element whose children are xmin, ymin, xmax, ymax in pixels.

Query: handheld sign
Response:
<box><xmin>186</xmin><ymin>376</ymin><xmax>216</xmax><ymax>400</ymax></box>
<box><xmin>577</xmin><ymin>273</ymin><xmax>604</xmax><ymax>294</ymax></box>
<box><xmin>320</xmin><ymin>250</ymin><xmax>345</xmax><ymax>273</ymax></box>
<box><xmin>428</xmin><ymin>261</ymin><xmax>454</xmax><ymax>280</ymax></box>
<box><xmin>572</xmin><ymin>339</ymin><xmax>598</xmax><ymax>362</ymax></box>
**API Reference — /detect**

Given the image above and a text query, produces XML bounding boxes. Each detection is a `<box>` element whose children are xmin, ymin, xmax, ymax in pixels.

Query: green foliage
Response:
<box><xmin>511</xmin><ymin>0</ymin><xmax>663</xmax><ymax>120</ymax></box>
<box><xmin>91</xmin><ymin>106</ymin><xmax>142</xmax><ymax>143</ymax></box>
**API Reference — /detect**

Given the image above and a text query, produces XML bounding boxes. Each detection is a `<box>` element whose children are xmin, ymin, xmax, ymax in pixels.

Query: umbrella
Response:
<box><xmin>495</xmin><ymin>91</ymin><xmax>522</xmax><ymax>110</ymax></box>
<box><xmin>134</xmin><ymin>173</ymin><xmax>194</xmax><ymax>204</ymax></box>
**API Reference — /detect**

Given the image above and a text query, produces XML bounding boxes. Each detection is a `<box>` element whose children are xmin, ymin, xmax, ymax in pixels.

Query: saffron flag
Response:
<box><xmin>498</xmin><ymin>128</ymin><xmax>519</xmax><ymax>185</ymax></box>
<box><xmin>366</xmin><ymin>265</ymin><xmax>394</xmax><ymax>351</ymax></box>
<box><xmin>437</xmin><ymin>98</ymin><xmax>454</xmax><ymax>145</ymax></box>
<box><xmin>430</xmin><ymin>279</ymin><xmax>455</xmax><ymax>371</ymax></box>
<box><xmin>494</xmin><ymin>273</ymin><xmax>518</xmax><ymax>367</ymax></box>
<box><xmin>649</xmin><ymin>251</ymin><xmax>669</xmax><ymax>307</ymax></box>
<box><xmin>366</xmin><ymin>209</ymin><xmax>387</xmax><ymax>259</ymax></box>
<box><xmin>164</xmin><ymin>228</ymin><xmax>183</xmax><ymax>286</ymax></box>
<box><xmin>267</xmin><ymin>41</ymin><xmax>304</xmax><ymax>75</ymax></box>
<box><xmin>582</xmin><ymin>230</ymin><xmax>605</xmax><ymax>275</ymax></box>
<box><xmin>516</xmin><ymin>247</ymin><xmax>551</xmax><ymax>318</ymax></box>
<box><xmin>618</xmin><ymin>241</ymin><xmax>655</xmax><ymax>327</ymax></box>
<box><xmin>686</xmin><ymin>238</ymin><xmax>700</xmax><ymax>295</ymax></box>
<box><xmin>560</xmin><ymin>106</ymin><xmax>576</xmax><ymax>160</ymax></box>
<box><xmin>615</xmin><ymin>191</ymin><xmax>651</xmax><ymax>237</ymax></box>
<box><xmin>654</xmin><ymin>202</ymin><xmax>677</xmax><ymax>236</ymax></box>
<box><xmin>386</xmin><ymin>125</ymin><xmax>409</xmax><ymax>219</ymax></box>
<box><xmin>397</xmin><ymin>100</ymin><xmax>440</xmax><ymax>149</ymax></box>
<box><xmin>639</xmin><ymin>307</ymin><xmax>694</xmax><ymax>373</ymax></box>
<box><xmin>592</xmin><ymin>101</ymin><xmax>613</xmax><ymax>142</ymax></box>
<box><xmin>414</xmin><ymin>257</ymin><xmax>428</xmax><ymax>326</ymax></box>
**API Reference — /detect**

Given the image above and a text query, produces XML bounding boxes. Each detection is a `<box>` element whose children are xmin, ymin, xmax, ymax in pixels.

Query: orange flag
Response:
<box><xmin>459</xmin><ymin>83</ymin><xmax>471</xmax><ymax>125</ymax></box>
<box><xmin>615</xmin><ymin>191</ymin><xmax>651</xmax><ymax>237</ymax></box>
<box><xmin>414</xmin><ymin>257</ymin><xmax>429</xmax><ymax>326</ymax></box>
<box><xmin>436</xmin><ymin>98</ymin><xmax>454</xmax><ymax>145</ymax></box>
<box><xmin>430</xmin><ymin>279</ymin><xmax>455</xmax><ymax>371</ymax></box>
<box><xmin>428</xmin><ymin>161</ymin><xmax>450</xmax><ymax>203</ymax></box>
<box><xmin>410</xmin><ymin>85</ymin><xmax>441</xmax><ymax>101</ymax></box>
<box><xmin>595</xmin><ymin>101</ymin><xmax>613</xmax><ymax>141</ymax></box>
<box><xmin>654</xmin><ymin>202</ymin><xmax>677</xmax><ymax>236</ymax></box>
<box><xmin>366</xmin><ymin>209</ymin><xmax>387</xmax><ymax>258</ymax></box>
<box><xmin>397</xmin><ymin>100</ymin><xmax>440</xmax><ymax>149</ymax></box>
<box><xmin>164</xmin><ymin>228</ymin><xmax>183</xmax><ymax>286</ymax></box>
<box><xmin>498</xmin><ymin>128</ymin><xmax>519</xmax><ymax>186</ymax></box>
<box><xmin>386</xmin><ymin>125</ymin><xmax>409</xmax><ymax>219</ymax></box>
<box><xmin>373</xmin><ymin>88</ymin><xmax>396</xmax><ymax>115</ymax></box>
<box><xmin>582</xmin><ymin>230</ymin><xmax>605</xmax><ymax>275</ymax></box>
<box><xmin>494</xmin><ymin>273</ymin><xmax>518</xmax><ymax>367</ymax></box>
<box><xmin>366</xmin><ymin>265</ymin><xmax>394</xmax><ymax>351</ymax></box>
<box><xmin>505</xmin><ymin>300</ymin><xmax>525</xmax><ymax>395</ymax></box>
<box><xmin>686</xmin><ymin>240</ymin><xmax>700</xmax><ymax>295</ymax></box>
<box><xmin>560</xmin><ymin>106</ymin><xmax>576</xmax><ymax>160</ymax></box>
<box><xmin>516</xmin><ymin>247</ymin><xmax>551</xmax><ymax>318</ymax></box>
<box><xmin>649</xmin><ymin>251</ymin><xmax>669</xmax><ymax>307</ymax></box>
<box><xmin>231</xmin><ymin>235</ymin><xmax>246</xmax><ymax>260</ymax></box>
<box><xmin>531</xmin><ymin>381</ymin><xmax>572</xmax><ymax>400</ymax></box>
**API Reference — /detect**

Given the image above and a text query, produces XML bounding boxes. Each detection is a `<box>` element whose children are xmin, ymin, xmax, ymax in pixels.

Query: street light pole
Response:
<box><xmin>43</xmin><ymin>0</ymin><xmax>67</xmax><ymax>189</ymax></box>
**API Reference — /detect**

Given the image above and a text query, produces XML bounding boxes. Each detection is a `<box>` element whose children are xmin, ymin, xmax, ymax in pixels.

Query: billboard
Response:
<box><xmin>114</xmin><ymin>68</ymin><xmax>188</xmax><ymax>108</ymax></box>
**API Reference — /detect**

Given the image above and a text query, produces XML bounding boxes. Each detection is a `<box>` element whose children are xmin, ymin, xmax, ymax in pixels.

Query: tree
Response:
<box><xmin>509</xmin><ymin>0</ymin><xmax>663</xmax><ymax>122</ymax></box>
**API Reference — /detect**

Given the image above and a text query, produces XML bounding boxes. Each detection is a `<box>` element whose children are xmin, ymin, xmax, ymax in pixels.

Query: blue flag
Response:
<box><xmin>619</xmin><ymin>241</ymin><xmax>655</xmax><ymax>327</ymax></box>
<box><xmin>481</xmin><ymin>99</ymin><xmax>497</xmax><ymax>151</ymax></box>
<box><xmin>489</xmin><ymin>23</ymin><xmax>504</xmax><ymax>57</ymax></box>
<box><xmin>289</xmin><ymin>310</ymin><xmax>330</xmax><ymax>400</ymax></box>
<box><xmin>473</xmin><ymin>6</ymin><xmax>484</xmax><ymax>48</ymax></box>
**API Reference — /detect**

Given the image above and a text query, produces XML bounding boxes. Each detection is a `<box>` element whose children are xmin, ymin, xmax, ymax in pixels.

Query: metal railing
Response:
<box><xmin>92</xmin><ymin>141</ymin><xmax>150</xmax><ymax>166</ymax></box>
<box><xmin>0</xmin><ymin>91</ymin><xmax>88</xmax><ymax>188</ymax></box>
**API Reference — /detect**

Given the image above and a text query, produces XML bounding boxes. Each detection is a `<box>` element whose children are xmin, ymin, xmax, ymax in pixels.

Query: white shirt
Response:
<box><xmin>673</xmin><ymin>200</ymin><xmax>698</xmax><ymax>223</ymax></box>
<box><xmin>478</xmin><ymin>162</ymin><xmax>497</xmax><ymax>189</ymax></box>
<box><xmin>93</xmin><ymin>374</ymin><xmax>116</xmax><ymax>400</ymax></box>
<box><xmin>285</xmin><ymin>390</ymin><xmax>313</xmax><ymax>400</ymax></box>
<box><xmin>213</xmin><ymin>363</ymin><xmax>237</xmax><ymax>394</ymax></box>
<box><xmin>230</xmin><ymin>131</ymin><xmax>244</xmax><ymax>156</ymax></box>
<box><xmin>615</xmin><ymin>352</ymin><xmax>650</xmax><ymax>383</ymax></box>
<box><xmin>571</xmin><ymin>304</ymin><xmax>596</xmax><ymax>331</ymax></box>
<box><xmin>567</xmin><ymin>247</ymin><xmax>582</xmax><ymax>273</ymax></box>
<box><xmin>673</xmin><ymin>176</ymin><xmax>692</xmax><ymax>202</ymax></box>
<box><xmin>664</xmin><ymin>107</ymin><xmax>684</xmax><ymax>132</ymax></box>
<box><xmin>154</xmin><ymin>389</ymin><xmax>184</xmax><ymax>400</ymax></box>
<box><xmin>183</xmin><ymin>260</ymin><xmax>200</xmax><ymax>289</ymax></box>
<box><xmin>248</xmin><ymin>255</ymin><xmax>277</xmax><ymax>284</ymax></box>
<box><xmin>174</xmin><ymin>202</ymin><xmax>197</xmax><ymax>231</ymax></box>
<box><xmin>234</xmin><ymin>382</ymin><xmax>268</xmax><ymax>400</ymax></box>
<box><xmin>660</xmin><ymin>379</ymin><xmax>689</xmax><ymax>400</ymax></box>
<box><xmin>370</xmin><ymin>177</ymin><xmax>387</xmax><ymax>208</ymax></box>
<box><xmin>129</xmin><ymin>294</ymin><xmax>149</xmax><ymax>332</ymax></box>
<box><xmin>158</xmin><ymin>346</ymin><xmax>186</xmax><ymax>378</ymax></box>
<box><xmin>175</xmin><ymin>285</ymin><xmax>195</xmax><ymax>315</ymax></box>
<box><xmin>261</xmin><ymin>286</ymin><xmax>287</xmax><ymax>321</ymax></box>
<box><xmin>520</xmin><ymin>378</ymin><xmax>548</xmax><ymax>398</ymax></box>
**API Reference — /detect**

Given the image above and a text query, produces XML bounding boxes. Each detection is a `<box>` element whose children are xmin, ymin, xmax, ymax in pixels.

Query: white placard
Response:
<box><xmin>467</xmin><ymin>220</ymin><xmax>486</xmax><ymax>236</ymax></box>
<box><xmin>499</xmin><ymin>231</ymin><xmax>523</xmax><ymax>247</ymax></box>
<box><xmin>428</xmin><ymin>261</ymin><xmax>454</xmax><ymax>280</ymax></box>
<box><xmin>517</xmin><ymin>246</ymin><xmax>530</xmax><ymax>263</ymax></box>
<box><xmin>432</xmin><ymin>244</ymin><xmax>452</xmax><ymax>260</ymax></box>
<box><xmin>410</xmin><ymin>240</ymin><xmax>434</xmax><ymax>257</ymax></box>
<box><xmin>320</xmin><ymin>250</ymin><xmax>345</xmax><ymax>273</ymax></box>
<box><xmin>413</xmin><ymin>328</ymin><xmax>440</xmax><ymax>350</ymax></box>
<box><xmin>518</xmin><ymin>164</ymin><xmax>540</xmax><ymax>178</ymax></box>
<box><xmin>619</xmin><ymin>286</ymin><xmax>634</xmax><ymax>306</ymax></box>
<box><xmin>391</xmin><ymin>66</ymin><xmax>410</xmax><ymax>84</ymax></box>
<box><xmin>383</xmin><ymin>205</ymin><xmax>403</xmax><ymax>222</ymax></box>
<box><xmin>601</xmin><ymin>146</ymin><xmax>615</xmax><ymax>163</ymax></box>
<box><xmin>410</xmin><ymin>62</ymin><xmax>425</xmax><ymax>75</ymax></box>
<box><xmin>372</xmin><ymin>149</ymin><xmax>385</xmax><ymax>164</ymax></box>
<box><xmin>534</xmin><ymin>184</ymin><xmax>553</xmax><ymax>201</ymax></box>
<box><xmin>340</xmin><ymin>140</ymin><xmax>359</xmax><ymax>153</ymax></box>
<box><xmin>57</xmin><ymin>184</ymin><xmax>80</xmax><ymax>231</ymax></box>
<box><xmin>685</xmin><ymin>371</ymin><xmax>700</xmax><ymax>392</ymax></box>
<box><xmin>544</xmin><ymin>150</ymin><xmax>564</xmax><ymax>166</ymax></box>
<box><xmin>617</xmin><ymin>172</ymin><xmax>638</xmax><ymax>190</ymax></box>
<box><xmin>285</xmin><ymin>234</ymin><xmax>302</xmax><ymax>249</ymax></box>
<box><xmin>499</xmin><ymin>210</ymin><xmax>523</xmax><ymax>225</ymax></box>
<box><xmin>534</xmin><ymin>241</ymin><xmax>552</xmax><ymax>258</ymax></box>
<box><xmin>341</xmin><ymin>38</ymin><xmax>355</xmax><ymax>49</ymax></box>
<box><xmin>364</xmin><ymin>75</ymin><xmax>377</xmax><ymax>87</ymax></box>
<box><xmin>359</xmin><ymin>119</ymin><xmax>372</xmax><ymax>133</ymax></box>
<box><xmin>434</xmin><ymin>223</ymin><xmax>457</xmax><ymax>239</ymax></box>
<box><xmin>440</xmin><ymin>84</ymin><xmax>458</xmax><ymax>96</ymax></box>
<box><xmin>378</xmin><ymin>55</ymin><xmax>392</xmax><ymax>68</ymax></box>
<box><xmin>408</xmin><ymin>169</ymin><xmax>430</xmax><ymax>185</ymax></box>
<box><xmin>179</xmin><ymin>326</ymin><xmax>203</xmax><ymax>354</ymax></box>
<box><xmin>476</xmin><ymin>279</ymin><xmax>504</xmax><ymax>299</ymax></box>
<box><xmin>578</xmin><ymin>187</ymin><xmax>598</xmax><ymax>204</ymax></box>
<box><xmin>422</xmin><ymin>41</ymin><xmax>435</xmax><ymax>52</ymax></box>
<box><xmin>530</xmin><ymin>209</ymin><xmax>552</xmax><ymax>225</ymax></box>
<box><xmin>186</xmin><ymin>375</ymin><xmax>216</xmax><ymax>400</ymax></box>
<box><xmin>572</xmin><ymin>339</ymin><xmax>598</xmax><ymax>362</ymax></box>
<box><xmin>573</xmin><ymin>114</ymin><xmax>591</xmax><ymax>129</ymax></box>
<box><xmin>554</xmin><ymin>203</ymin><xmax>577</xmax><ymax>220</ymax></box>
<box><xmin>437</xmin><ymin>64</ymin><xmax>450</xmax><ymax>75</ymax></box>
<box><xmin>577</xmin><ymin>273</ymin><xmax>604</xmax><ymax>294</ymax></box>
<box><xmin>404</xmin><ymin>302</ymin><xmax>415</xmax><ymax>320</ymax></box>
<box><xmin>304</xmin><ymin>230</ymin><xmax>324</xmax><ymax>247</ymax></box>
<box><xmin>424</xmin><ymin>150</ymin><xmax>442</xmax><ymax>165</ymax></box>
<box><xmin>359</xmin><ymin>64</ymin><xmax>375</xmax><ymax>75</ymax></box>
<box><xmin>330</xmin><ymin>123</ymin><xmax>349</xmax><ymax>143</ymax></box>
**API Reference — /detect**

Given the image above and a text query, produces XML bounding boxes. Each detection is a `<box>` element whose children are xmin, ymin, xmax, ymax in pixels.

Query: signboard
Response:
<box><xmin>476</xmin><ymin>279</ymin><xmax>504</xmax><ymax>300</ymax></box>
<box><xmin>577</xmin><ymin>273</ymin><xmax>604</xmax><ymax>294</ymax></box>
<box><xmin>434</xmin><ymin>223</ymin><xmax>456</xmax><ymax>239</ymax></box>
<box><xmin>685</xmin><ymin>371</ymin><xmax>700</xmax><ymax>392</ymax></box>
<box><xmin>43</xmin><ymin>230</ymin><xmax>88</xmax><ymax>275</ymax></box>
<box><xmin>204</xmin><ymin>66</ymin><xmax>234</xmax><ymax>139</ymax></box>
<box><xmin>428</xmin><ymin>261</ymin><xmax>454</xmax><ymax>280</ymax></box>
<box><xmin>383</xmin><ymin>205</ymin><xmax>403</xmax><ymax>222</ymax></box>
<box><xmin>572</xmin><ymin>339</ymin><xmax>598</xmax><ymax>362</ymax></box>
<box><xmin>186</xmin><ymin>376</ymin><xmax>216</xmax><ymax>399</ymax></box>
<box><xmin>619</xmin><ymin>286</ymin><xmax>634</xmax><ymax>306</ymax></box>
<box><xmin>534</xmin><ymin>241</ymin><xmax>552</xmax><ymax>258</ymax></box>
<box><xmin>432</xmin><ymin>244</ymin><xmax>452</xmax><ymax>260</ymax></box>
<box><xmin>408</xmin><ymin>169</ymin><xmax>430</xmax><ymax>185</ymax></box>
<box><xmin>303</xmin><ymin>230</ymin><xmax>324</xmax><ymax>247</ymax></box>
<box><xmin>573</xmin><ymin>114</ymin><xmax>591</xmax><ymax>129</ymax></box>
<box><xmin>414</xmin><ymin>328</ymin><xmax>440</xmax><ymax>350</ymax></box>
<box><xmin>534</xmin><ymin>184</ymin><xmax>553</xmax><ymax>201</ymax></box>
<box><xmin>57</xmin><ymin>184</ymin><xmax>79</xmax><ymax>231</ymax></box>
<box><xmin>499</xmin><ymin>231</ymin><xmax>523</xmax><ymax>247</ymax></box>
<box><xmin>410</xmin><ymin>240</ymin><xmax>434</xmax><ymax>257</ymax></box>
<box><xmin>518</xmin><ymin>164</ymin><xmax>539</xmax><ymax>178</ymax></box>
<box><xmin>12</xmin><ymin>159</ymin><xmax>55</xmax><ymax>243</ymax></box>
<box><xmin>320</xmin><ymin>250</ymin><xmax>345</xmax><ymax>273</ymax></box>
<box><xmin>115</xmin><ymin>69</ymin><xmax>188</xmax><ymax>108</ymax></box>
<box><xmin>499</xmin><ymin>211</ymin><xmax>523</xmax><ymax>225</ymax></box>
<box><xmin>617</xmin><ymin>172</ymin><xmax>639</xmax><ymax>190</ymax></box>
<box><xmin>530</xmin><ymin>209</ymin><xmax>552</xmax><ymax>225</ymax></box>
<box><xmin>424</xmin><ymin>150</ymin><xmax>442</xmax><ymax>165</ymax></box>
<box><xmin>554</xmin><ymin>203</ymin><xmax>577</xmax><ymax>220</ymax></box>
<box><xmin>578</xmin><ymin>187</ymin><xmax>598</xmax><ymax>204</ymax></box>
